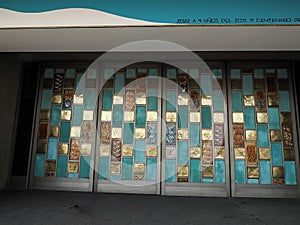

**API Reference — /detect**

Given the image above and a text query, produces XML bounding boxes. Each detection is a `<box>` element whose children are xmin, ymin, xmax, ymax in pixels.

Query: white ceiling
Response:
<box><xmin>0</xmin><ymin>25</ymin><xmax>300</xmax><ymax>52</ymax></box>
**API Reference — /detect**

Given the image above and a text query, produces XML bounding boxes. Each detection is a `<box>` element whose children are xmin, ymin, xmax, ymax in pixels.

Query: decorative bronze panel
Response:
<box><xmin>61</xmin><ymin>110</ymin><xmax>72</xmax><ymax>120</ymax></box>
<box><xmin>284</xmin><ymin>149</ymin><xmax>295</xmax><ymax>161</ymax></box>
<box><xmin>63</xmin><ymin>89</ymin><xmax>73</xmax><ymax>109</ymax></box>
<box><xmin>189</xmin><ymin>90</ymin><xmax>201</xmax><ymax>111</ymax></box>
<box><xmin>234</xmin><ymin>148</ymin><xmax>245</xmax><ymax>159</ymax></box>
<box><xmin>177</xmin><ymin>165</ymin><xmax>189</xmax><ymax>177</ymax></box>
<box><xmin>146</xmin><ymin>146</ymin><xmax>157</xmax><ymax>157</ymax></box>
<box><xmin>178</xmin><ymin>74</ymin><xmax>188</xmax><ymax>93</ymax></box>
<box><xmin>272</xmin><ymin>166</ymin><xmax>284</xmax><ymax>178</ymax></box>
<box><xmin>259</xmin><ymin>148</ymin><xmax>270</xmax><ymax>160</ymax></box>
<box><xmin>254</xmin><ymin>79</ymin><xmax>265</xmax><ymax>89</ymax></box>
<box><xmin>268</xmin><ymin>96</ymin><xmax>279</xmax><ymax>107</ymax></box>
<box><xmin>111</xmin><ymin>139</ymin><xmax>122</xmax><ymax>161</ymax></box>
<box><xmin>190</xmin><ymin>147</ymin><xmax>201</xmax><ymax>158</ymax></box>
<box><xmin>247</xmin><ymin>167</ymin><xmax>259</xmax><ymax>179</ymax></box>
<box><xmin>231</xmin><ymin>80</ymin><xmax>242</xmax><ymax>89</ymax></box>
<box><xmin>255</xmin><ymin>91</ymin><xmax>267</xmax><ymax>112</ymax></box>
<box><xmin>38</xmin><ymin>121</ymin><xmax>48</xmax><ymax>141</ymax></box>
<box><xmin>202</xmin><ymin>141</ymin><xmax>213</xmax><ymax>164</ymax></box>
<box><xmin>68</xmin><ymin>162</ymin><xmax>79</xmax><ymax>173</ymax></box>
<box><xmin>122</xmin><ymin>145</ymin><xmax>133</xmax><ymax>157</ymax></box>
<box><xmin>125</xmin><ymin>90</ymin><xmax>135</xmax><ymax>111</ymax></box>
<box><xmin>202</xmin><ymin>166</ymin><xmax>214</xmax><ymax>178</ymax></box>
<box><xmin>215</xmin><ymin>148</ymin><xmax>225</xmax><ymax>159</ymax></box>
<box><xmin>214</xmin><ymin>124</ymin><xmax>224</xmax><ymax>146</ymax></box>
<box><xmin>280</xmin><ymin>112</ymin><xmax>292</xmax><ymax>123</ymax></box>
<box><xmin>36</xmin><ymin>142</ymin><xmax>47</xmax><ymax>153</ymax></box>
<box><xmin>270</xmin><ymin>130</ymin><xmax>282</xmax><ymax>142</ymax></box>
<box><xmin>82</xmin><ymin>121</ymin><xmax>93</xmax><ymax>142</ymax></box>
<box><xmin>246</xmin><ymin>142</ymin><xmax>258</xmax><ymax>165</ymax></box>
<box><xmin>45</xmin><ymin>161</ymin><xmax>56</xmax><ymax>172</ymax></box>
<box><xmin>100</xmin><ymin>122</ymin><xmax>111</xmax><ymax>143</ymax></box>
<box><xmin>273</xmin><ymin>179</ymin><xmax>285</xmax><ymax>185</ymax></box>
<box><xmin>70</xmin><ymin>138</ymin><xmax>80</xmax><ymax>160</ymax></box>
<box><xmin>40</xmin><ymin>110</ymin><xmax>50</xmax><ymax>120</ymax></box>
<box><xmin>134</xmin><ymin>163</ymin><xmax>145</xmax><ymax>175</ymax></box>
<box><xmin>58</xmin><ymin>143</ymin><xmax>68</xmax><ymax>155</ymax></box>
<box><xmin>49</xmin><ymin>126</ymin><xmax>59</xmax><ymax>137</ymax></box>
<box><xmin>53</xmin><ymin>73</ymin><xmax>64</xmax><ymax>93</ymax></box>
<box><xmin>243</xmin><ymin>96</ymin><xmax>255</xmax><ymax>106</ymax></box>
<box><xmin>233</xmin><ymin>124</ymin><xmax>244</xmax><ymax>147</ymax></box>
<box><xmin>282</xmin><ymin>123</ymin><xmax>294</xmax><ymax>147</ymax></box>
<box><xmin>266</xmin><ymin>76</ymin><xmax>278</xmax><ymax>94</ymax></box>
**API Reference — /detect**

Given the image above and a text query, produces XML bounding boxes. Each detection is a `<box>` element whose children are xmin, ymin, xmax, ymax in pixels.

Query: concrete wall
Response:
<box><xmin>0</xmin><ymin>54</ymin><xmax>21</xmax><ymax>189</ymax></box>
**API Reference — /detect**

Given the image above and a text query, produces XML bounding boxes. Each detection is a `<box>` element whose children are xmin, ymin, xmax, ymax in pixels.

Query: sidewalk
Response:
<box><xmin>0</xmin><ymin>190</ymin><xmax>299</xmax><ymax>225</ymax></box>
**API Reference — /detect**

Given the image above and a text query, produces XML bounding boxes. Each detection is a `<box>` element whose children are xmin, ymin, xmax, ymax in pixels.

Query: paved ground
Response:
<box><xmin>0</xmin><ymin>190</ymin><xmax>300</xmax><ymax>225</ymax></box>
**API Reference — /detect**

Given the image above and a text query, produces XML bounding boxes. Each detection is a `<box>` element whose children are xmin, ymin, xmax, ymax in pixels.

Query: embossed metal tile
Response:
<box><xmin>246</xmin><ymin>130</ymin><xmax>257</xmax><ymax>141</ymax></box>
<box><xmin>234</xmin><ymin>148</ymin><xmax>245</xmax><ymax>159</ymax></box>
<box><xmin>270</xmin><ymin>130</ymin><xmax>282</xmax><ymax>142</ymax></box>
<box><xmin>45</xmin><ymin>161</ymin><xmax>56</xmax><ymax>172</ymax></box>
<box><xmin>232</xmin><ymin>124</ymin><xmax>244</xmax><ymax>147</ymax></box>
<box><xmin>70</xmin><ymin>138</ymin><xmax>80</xmax><ymax>160</ymax></box>
<box><xmin>213</xmin><ymin>113</ymin><xmax>224</xmax><ymax>123</ymax></box>
<box><xmin>136</xmin><ymin>95</ymin><xmax>147</xmax><ymax>105</ymax></box>
<box><xmin>125</xmin><ymin>90</ymin><xmax>135</xmax><ymax>110</ymax></box>
<box><xmin>166</xmin><ymin>112</ymin><xmax>177</xmax><ymax>122</ymax></box>
<box><xmin>232</xmin><ymin>112</ymin><xmax>244</xmax><ymax>123</ymax></box>
<box><xmin>215</xmin><ymin>148</ymin><xmax>225</xmax><ymax>159</ymax></box>
<box><xmin>101</xmin><ymin>111</ymin><xmax>112</xmax><ymax>121</ymax></box>
<box><xmin>36</xmin><ymin>142</ymin><xmax>47</xmax><ymax>153</ymax></box>
<box><xmin>190</xmin><ymin>112</ymin><xmax>201</xmax><ymax>123</ymax></box>
<box><xmin>282</xmin><ymin>123</ymin><xmax>294</xmax><ymax>147</ymax></box>
<box><xmin>146</xmin><ymin>146</ymin><xmax>157</xmax><ymax>157</ymax></box>
<box><xmin>112</xmin><ymin>128</ymin><xmax>122</xmax><ymax>139</ymax></box>
<box><xmin>190</xmin><ymin>147</ymin><xmax>201</xmax><ymax>159</ymax></box>
<box><xmin>100</xmin><ymin>145</ymin><xmax>110</xmax><ymax>156</ymax></box>
<box><xmin>255</xmin><ymin>91</ymin><xmax>267</xmax><ymax>112</ymax></box>
<box><xmin>259</xmin><ymin>148</ymin><xmax>270</xmax><ymax>160</ymax></box>
<box><xmin>61</xmin><ymin>110</ymin><xmax>72</xmax><ymax>120</ymax></box>
<box><xmin>124</xmin><ymin>111</ymin><xmax>135</xmax><ymax>122</ymax></box>
<box><xmin>178</xmin><ymin>95</ymin><xmax>189</xmax><ymax>105</ymax></box>
<box><xmin>166</xmin><ymin>146</ymin><xmax>176</xmax><ymax>159</ymax></box>
<box><xmin>113</xmin><ymin>95</ymin><xmax>124</xmax><ymax>105</ymax></box>
<box><xmin>81</xmin><ymin>143</ymin><xmax>92</xmax><ymax>155</ymax></box>
<box><xmin>40</xmin><ymin>110</ymin><xmax>50</xmax><ymax>120</ymax></box>
<box><xmin>201</xmin><ymin>95</ymin><xmax>212</xmax><ymax>106</ymax></box>
<box><xmin>257</xmin><ymin>112</ymin><xmax>268</xmax><ymax>123</ymax></box>
<box><xmin>70</xmin><ymin>126</ymin><xmax>81</xmax><ymax>137</ymax></box>
<box><xmin>177</xmin><ymin>165</ymin><xmax>189</xmax><ymax>177</ymax></box>
<box><xmin>247</xmin><ymin>167</ymin><xmax>259</xmax><ymax>179</ymax></box>
<box><xmin>147</xmin><ymin>111</ymin><xmax>158</xmax><ymax>122</ymax></box>
<box><xmin>73</xmin><ymin>93</ymin><xmax>84</xmax><ymax>104</ymax></box>
<box><xmin>202</xmin><ymin>165</ymin><xmax>214</xmax><ymax>178</ymax></box>
<box><xmin>272</xmin><ymin>166</ymin><xmax>284</xmax><ymax>178</ymax></box>
<box><xmin>52</xmin><ymin>94</ymin><xmax>62</xmax><ymax>104</ymax></box>
<box><xmin>82</xmin><ymin>121</ymin><xmax>93</xmax><ymax>142</ymax></box>
<box><xmin>134</xmin><ymin>163</ymin><xmax>145</xmax><ymax>175</ymax></box>
<box><xmin>49</xmin><ymin>126</ymin><xmax>59</xmax><ymax>137</ymax></box>
<box><xmin>68</xmin><ymin>162</ymin><xmax>79</xmax><ymax>173</ymax></box>
<box><xmin>273</xmin><ymin>179</ymin><xmax>285</xmax><ymax>184</ymax></box>
<box><xmin>202</xmin><ymin>130</ymin><xmax>212</xmax><ymax>140</ymax></box>
<box><xmin>284</xmin><ymin>149</ymin><xmax>295</xmax><ymax>161</ymax></box>
<box><xmin>58</xmin><ymin>143</ymin><xmax>68</xmax><ymax>154</ymax></box>
<box><xmin>83</xmin><ymin>110</ymin><xmax>94</xmax><ymax>121</ymax></box>
<box><xmin>243</xmin><ymin>96</ymin><xmax>255</xmax><ymax>106</ymax></box>
<box><xmin>110</xmin><ymin>163</ymin><xmax>121</xmax><ymax>175</ymax></box>
<box><xmin>268</xmin><ymin>96</ymin><xmax>279</xmax><ymax>107</ymax></box>
<box><xmin>178</xmin><ymin>129</ymin><xmax>189</xmax><ymax>140</ymax></box>
<box><xmin>135</xmin><ymin>128</ymin><xmax>146</xmax><ymax>139</ymax></box>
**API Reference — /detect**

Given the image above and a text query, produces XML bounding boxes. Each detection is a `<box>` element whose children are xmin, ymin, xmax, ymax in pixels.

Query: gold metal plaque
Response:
<box><xmin>147</xmin><ymin>111</ymin><xmax>158</xmax><ymax>122</ymax></box>
<box><xmin>36</xmin><ymin>142</ymin><xmax>47</xmax><ymax>153</ymax></box>
<box><xmin>284</xmin><ymin>149</ymin><xmax>295</xmax><ymax>161</ymax></box>
<box><xmin>61</xmin><ymin>110</ymin><xmax>72</xmax><ymax>120</ymax></box>
<box><xmin>110</xmin><ymin>163</ymin><xmax>121</xmax><ymax>175</ymax></box>
<box><xmin>268</xmin><ymin>96</ymin><xmax>279</xmax><ymax>107</ymax></box>
<box><xmin>178</xmin><ymin>129</ymin><xmax>189</xmax><ymax>140</ymax></box>
<box><xmin>100</xmin><ymin>145</ymin><xmax>110</xmax><ymax>156</ymax></box>
<box><xmin>234</xmin><ymin>148</ymin><xmax>245</xmax><ymax>159</ymax></box>
<box><xmin>45</xmin><ymin>161</ymin><xmax>56</xmax><ymax>172</ymax></box>
<box><xmin>58</xmin><ymin>143</ymin><xmax>68</xmax><ymax>154</ymax></box>
<box><xmin>178</xmin><ymin>95</ymin><xmax>189</xmax><ymax>105</ymax></box>
<box><xmin>270</xmin><ymin>130</ymin><xmax>281</xmax><ymax>142</ymax></box>
<box><xmin>124</xmin><ymin>111</ymin><xmax>135</xmax><ymax>121</ymax></box>
<box><xmin>135</xmin><ymin>128</ymin><xmax>146</xmax><ymax>139</ymax></box>
<box><xmin>273</xmin><ymin>179</ymin><xmax>285</xmax><ymax>185</ymax></box>
<box><xmin>134</xmin><ymin>175</ymin><xmax>144</xmax><ymax>181</ymax></box>
<box><xmin>73</xmin><ymin>93</ymin><xmax>84</xmax><ymax>104</ymax></box>
<box><xmin>259</xmin><ymin>148</ymin><xmax>270</xmax><ymax>160</ymax></box>
<box><xmin>68</xmin><ymin>162</ymin><xmax>79</xmax><ymax>173</ymax></box>
<box><xmin>112</xmin><ymin>128</ymin><xmax>122</xmax><ymax>139</ymax></box>
<box><xmin>232</xmin><ymin>112</ymin><xmax>244</xmax><ymax>123</ymax></box>
<box><xmin>40</xmin><ymin>110</ymin><xmax>50</xmax><ymax>120</ymax></box>
<box><xmin>101</xmin><ymin>111</ymin><xmax>112</xmax><ymax>121</ymax></box>
<box><xmin>257</xmin><ymin>112</ymin><xmax>268</xmax><ymax>123</ymax></box>
<box><xmin>202</xmin><ymin>130</ymin><xmax>212</xmax><ymax>140</ymax></box>
<box><xmin>202</xmin><ymin>95</ymin><xmax>212</xmax><ymax>106</ymax></box>
<box><xmin>202</xmin><ymin>166</ymin><xmax>214</xmax><ymax>178</ymax></box>
<box><xmin>52</xmin><ymin>94</ymin><xmax>62</xmax><ymax>104</ymax></box>
<box><xmin>190</xmin><ymin>112</ymin><xmax>201</xmax><ymax>123</ymax></box>
<box><xmin>83</xmin><ymin>110</ymin><xmax>93</xmax><ymax>121</ymax></box>
<box><xmin>215</xmin><ymin>148</ymin><xmax>225</xmax><ymax>159</ymax></box>
<box><xmin>246</xmin><ymin>130</ymin><xmax>257</xmax><ymax>141</ymax></box>
<box><xmin>243</xmin><ymin>96</ymin><xmax>255</xmax><ymax>106</ymax></box>
<box><xmin>134</xmin><ymin>163</ymin><xmax>145</xmax><ymax>175</ymax></box>
<box><xmin>177</xmin><ymin>165</ymin><xmax>189</xmax><ymax>177</ymax></box>
<box><xmin>146</xmin><ymin>146</ymin><xmax>157</xmax><ymax>157</ymax></box>
<box><xmin>70</xmin><ymin>126</ymin><xmax>81</xmax><ymax>137</ymax></box>
<box><xmin>122</xmin><ymin>145</ymin><xmax>133</xmax><ymax>157</ymax></box>
<box><xmin>81</xmin><ymin>143</ymin><xmax>92</xmax><ymax>155</ymax></box>
<box><xmin>190</xmin><ymin>147</ymin><xmax>201</xmax><ymax>158</ymax></box>
<box><xmin>272</xmin><ymin>166</ymin><xmax>284</xmax><ymax>178</ymax></box>
<box><xmin>113</xmin><ymin>95</ymin><xmax>124</xmax><ymax>105</ymax></box>
<box><xmin>136</xmin><ymin>95</ymin><xmax>147</xmax><ymax>105</ymax></box>
<box><xmin>166</xmin><ymin>112</ymin><xmax>177</xmax><ymax>122</ymax></box>
<box><xmin>50</xmin><ymin>126</ymin><xmax>59</xmax><ymax>137</ymax></box>
<box><xmin>213</xmin><ymin>113</ymin><xmax>224</xmax><ymax>123</ymax></box>
<box><xmin>247</xmin><ymin>167</ymin><xmax>259</xmax><ymax>179</ymax></box>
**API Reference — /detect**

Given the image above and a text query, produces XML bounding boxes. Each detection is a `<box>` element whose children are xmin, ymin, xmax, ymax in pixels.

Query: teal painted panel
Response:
<box><xmin>44</xmin><ymin>68</ymin><xmax>54</xmax><ymax>78</ymax></box>
<box><xmin>254</xmin><ymin>69</ymin><xmax>264</xmax><ymax>78</ymax></box>
<box><xmin>99</xmin><ymin>157</ymin><xmax>109</xmax><ymax>179</ymax></box>
<box><xmin>215</xmin><ymin>160</ymin><xmax>226</xmax><ymax>183</ymax></box>
<box><xmin>248</xmin><ymin>179</ymin><xmax>259</xmax><ymax>184</ymax></box>
<box><xmin>34</xmin><ymin>154</ymin><xmax>45</xmax><ymax>177</ymax></box>
<box><xmin>244</xmin><ymin>107</ymin><xmax>255</xmax><ymax>129</ymax></box>
<box><xmin>271</xmin><ymin>142</ymin><xmax>283</xmax><ymax>166</ymax></box>
<box><xmin>41</xmin><ymin>89</ymin><xmax>52</xmax><ymax>109</ymax></box>
<box><xmin>279</xmin><ymin>91</ymin><xmax>291</xmax><ymax>112</ymax></box>
<box><xmin>201</xmin><ymin>75</ymin><xmax>211</xmax><ymax>95</ymax></box>
<box><xmin>190</xmin><ymin>159</ymin><xmax>201</xmax><ymax>182</ymax></box>
<box><xmin>231</xmin><ymin>69</ymin><xmax>241</xmax><ymax>79</ymax></box>
<box><xmin>235</xmin><ymin>160</ymin><xmax>246</xmax><ymax>184</ymax></box>
<box><xmin>285</xmin><ymin>161</ymin><xmax>297</xmax><ymax>185</ymax></box>
<box><xmin>213</xmin><ymin>90</ymin><xmax>224</xmax><ymax>112</ymax></box>
<box><xmin>68</xmin><ymin>173</ymin><xmax>79</xmax><ymax>179</ymax></box>
<box><xmin>134</xmin><ymin>140</ymin><xmax>145</xmax><ymax>162</ymax></box>
<box><xmin>166</xmin><ymin>159</ymin><xmax>176</xmax><ymax>182</ymax></box>
<box><xmin>136</xmin><ymin>106</ymin><xmax>146</xmax><ymax>128</ymax></box>
<box><xmin>80</xmin><ymin>156</ymin><xmax>91</xmax><ymax>178</ymax></box>
<box><xmin>166</xmin><ymin>90</ymin><xmax>176</xmax><ymax>112</ymax></box>
<box><xmin>122</xmin><ymin>158</ymin><xmax>133</xmax><ymax>180</ymax></box>
<box><xmin>178</xmin><ymin>107</ymin><xmax>188</xmax><ymax>128</ymax></box>
<box><xmin>203</xmin><ymin>178</ymin><xmax>213</xmax><ymax>183</ymax></box>
<box><xmin>85</xmin><ymin>90</ymin><xmax>95</xmax><ymax>110</ymax></box>
<box><xmin>113</xmin><ymin>106</ymin><xmax>123</xmax><ymax>127</ymax></box>
<box><xmin>66</xmin><ymin>68</ymin><xmax>76</xmax><ymax>78</ymax></box>
<box><xmin>268</xmin><ymin>108</ymin><xmax>280</xmax><ymax>129</ymax></box>
<box><xmin>190</xmin><ymin>69</ymin><xmax>199</xmax><ymax>79</ymax></box>
<box><xmin>110</xmin><ymin>175</ymin><xmax>121</xmax><ymax>180</ymax></box>
<box><xmin>190</xmin><ymin>124</ymin><xmax>200</xmax><ymax>147</ymax></box>
<box><xmin>277</xmin><ymin>69</ymin><xmax>288</xmax><ymax>79</ymax></box>
<box><xmin>201</xmin><ymin>107</ymin><xmax>212</xmax><ymax>129</ymax></box>
<box><xmin>102</xmin><ymin>89</ymin><xmax>113</xmax><ymax>110</ymax></box>
<box><xmin>149</xmin><ymin>69</ymin><xmax>158</xmax><ymax>77</ymax></box>
<box><xmin>47</xmin><ymin>138</ymin><xmax>58</xmax><ymax>160</ymax></box>
<box><xmin>56</xmin><ymin>155</ymin><xmax>68</xmax><ymax>178</ymax></box>
<box><xmin>146</xmin><ymin>158</ymin><xmax>157</xmax><ymax>181</ymax></box>
<box><xmin>167</xmin><ymin>69</ymin><xmax>176</xmax><ymax>79</ymax></box>
<box><xmin>72</xmin><ymin>105</ymin><xmax>83</xmax><ymax>126</ymax></box>
<box><xmin>114</xmin><ymin>73</ymin><xmax>125</xmax><ymax>94</ymax></box>
<box><xmin>126</xmin><ymin>69</ymin><xmax>136</xmax><ymax>78</ymax></box>
<box><xmin>123</xmin><ymin>123</ymin><xmax>134</xmax><ymax>145</ymax></box>
<box><xmin>243</xmin><ymin>74</ymin><xmax>253</xmax><ymax>95</ymax></box>
<box><xmin>104</xmin><ymin>69</ymin><xmax>114</xmax><ymax>79</ymax></box>
<box><xmin>213</xmin><ymin>69</ymin><xmax>222</xmax><ymax>79</ymax></box>
<box><xmin>231</xmin><ymin>90</ymin><xmax>242</xmax><ymax>112</ymax></box>
<box><xmin>178</xmin><ymin>141</ymin><xmax>188</xmax><ymax>164</ymax></box>
<box><xmin>148</xmin><ymin>89</ymin><xmax>158</xmax><ymax>111</ymax></box>
<box><xmin>257</xmin><ymin>125</ymin><xmax>269</xmax><ymax>148</ymax></box>
<box><xmin>50</xmin><ymin>105</ymin><xmax>61</xmax><ymax>126</ymax></box>
<box><xmin>60</xmin><ymin>122</ymin><xmax>70</xmax><ymax>142</ymax></box>
<box><xmin>260</xmin><ymin>160</ymin><xmax>271</xmax><ymax>184</ymax></box>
